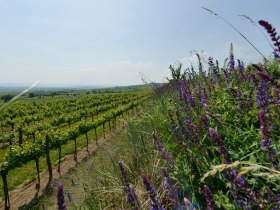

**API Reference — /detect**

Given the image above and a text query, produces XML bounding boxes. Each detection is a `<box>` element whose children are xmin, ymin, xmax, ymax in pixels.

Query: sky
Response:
<box><xmin>0</xmin><ymin>0</ymin><xmax>279</xmax><ymax>86</ymax></box>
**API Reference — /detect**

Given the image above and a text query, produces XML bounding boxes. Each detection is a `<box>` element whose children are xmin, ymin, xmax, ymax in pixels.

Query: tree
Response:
<box><xmin>28</xmin><ymin>93</ymin><xmax>36</xmax><ymax>98</ymax></box>
<box><xmin>1</xmin><ymin>94</ymin><xmax>13</xmax><ymax>103</ymax></box>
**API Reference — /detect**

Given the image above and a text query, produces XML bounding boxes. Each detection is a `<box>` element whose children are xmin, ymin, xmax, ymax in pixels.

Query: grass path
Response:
<box><xmin>29</xmin><ymin>129</ymin><xmax>132</xmax><ymax>209</ymax></box>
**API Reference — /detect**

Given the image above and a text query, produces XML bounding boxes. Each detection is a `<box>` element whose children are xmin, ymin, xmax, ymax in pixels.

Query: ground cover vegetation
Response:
<box><xmin>110</xmin><ymin>20</ymin><xmax>280</xmax><ymax>209</ymax></box>
<box><xmin>54</xmin><ymin>20</ymin><xmax>280</xmax><ymax>209</ymax></box>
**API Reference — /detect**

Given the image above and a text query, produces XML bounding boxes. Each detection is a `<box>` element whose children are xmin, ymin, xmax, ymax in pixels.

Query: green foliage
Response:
<box><xmin>168</xmin><ymin>62</ymin><xmax>187</xmax><ymax>82</ymax></box>
<box><xmin>266</xmin><ymin>59</ymin><xmax>280</xmax><ymax>79</ymax></box>
<box><xmin>131</xmin><ymin>57</ymin><xmax>280</xmax><ymax>209</ymax></box>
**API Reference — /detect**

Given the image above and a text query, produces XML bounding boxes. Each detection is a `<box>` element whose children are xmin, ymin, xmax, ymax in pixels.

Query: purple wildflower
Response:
<box><xmin>184</xmin><ymin>197</ymin><xmax>196</xmax><ymax>210</ymax></box>
<box><xmin>187</xmin><ymin>92</ymin><xmax>196</xmax><ymax>108</ymax></box>
<box><xmin>206</xmin><ymin>112</ymin><xmax>223</xmax><ymax>128</ymax></box>
<box><xmin>178</xmin><ymin>79</ymin><xmax>187</xmax><ymax>101</ymax></box>
<box><xmin>222</xmin><ymin>68</ymin><xmax>229</xmax><ymax>83</ymax></box>
<box><xmin>118</xmin><ymin>161</ymin><xmax>139</xmax><ymax>208</ymax></box>
<box><xmin>142</xmin><ymin>174</ymin><xmax>165</xmax><ymax>210</ymax></box>
<box><xmin>199</xmin><ymin>115</ymin><xmax>210</xmax><ymax>131</ymax></box>
<box><xmin>186</xmin><ymin>123</ymin><xmax>201</xmax><ymax>145</ymax></box>
<box><xmin>152</xmin><ymin>133</ymin><xmax>175</xmax><ymax>169</ymax></box>
<box><xmin>208</xmin><ymin>128</ymin><xmax>229</xmax><ymax>163</ymax></box>
<box><xmin>237</xmin><ymin>59</ymin><xmax>244</xmax><ymax>75</ymax></box>
<box><xmin>57</xmin><ymin>183</ymin><xmax>67</xmax><ymax>210</ymax></box>
<box><xmin>161</xmin><ymin>167</ymin><xmax>180</xmax><ymax>208</ymax></box>
<box><xmin>247</xmin><ymin>87</ymin><xmax>254</xmax><ymax>108</ymax></box>
<box><xmin>223</xmin><ymin>168</ymin><xmax>265</xmax><ymax>209</ymax></box>
<box><xmin>259</xmin><ymin>20</ymin><xmax>280</xmax><ymax>59</ymax></box>
<box><xmin>168</xmin><ymin>110</ymin><xmax>181</xmax><ymax>143</ymax></box>
<box><xmin>255</xmin><ymin>78</ymin><xmax>271</xmax><ymax>109</ymax></box>
<box><xmin>258</xmin><ymin>111</ymin><xmax>277</xmax><ymax>167</ymax></box>
<box><xmin>257</xmin><ymin>71</ymin><xmax>280</xmax><ymax>89</ymax></box>
<box><xmin>235</xmin><ymin>89</ymin><xmax>242</xmax><ymax>111</ymax></box>
<box><xmin>204</xmin><ymin>185</ymin><xmax>215</xmax><ymax>210</ymax></box>
<box><xmin>229</xmin><ymin>43</ymin><xmax>235</xmax><ymax>71</ymax></box>
<box><xmin>201</xmin><ymin>87</ymin><xmax>208</xmax><ymax>104</ymax></box>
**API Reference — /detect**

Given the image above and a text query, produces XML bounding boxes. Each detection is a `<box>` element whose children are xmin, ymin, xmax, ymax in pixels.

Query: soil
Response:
<box><xmin>0</xmin><ymin>125</ymin><xmax>124</xmax><ymax>210</ymax></box>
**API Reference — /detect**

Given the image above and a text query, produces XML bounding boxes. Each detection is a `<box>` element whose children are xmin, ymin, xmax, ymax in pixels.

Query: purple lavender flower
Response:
<box><xmin>178</xmin><ymin>79</ymin><xmax>187</xmax><ymax>101</ymax></box>
<box><xmin>174</xmin><ymin>104</ymin><xmax>189</xmax><ymax>141</ymax></box>
<box><xmin>168</xmin><ymin>110</ymin><xmax>181</xmax><ymax>143</ymax></box>
<box><xmin>255</xmin><ymin>78</ymin><xmax>271</xmax><ymax>109</ymax></box>
<box><xmin>229</xmin><ymin>43</ymin><xmax>235</xmax><ymax>71</ymax></box>
<box><xmin>199</xmin><ymin>87</ymin><xmax>208</xmax><ymax>105</ymax></box>
<box><xmin>222</xmin><ymin>68</ymin><xmax>229</xmax><ymax>83</ymax></box>
<box><xmin>208</xmin><ymin>128</ymin><xmax>229</xmax><ymax>163</ymax></box>
<box><xmin>57</xmin><ymin>183</ymin><xmax>67</xmax><ymax>210</ymax></box>
<box><xmin>259</xmin><ymin>20</ymin><xmax>280</xmax><ymax>59</ymax></box>
<box><xmin>237</xmin><ymin>59</ymin><xmax>244</xmax><ymax>75</ymax></box>
<box><xmin>187</xmin><ymin>92</ymin><xmax>196</xmax><ymax>108</ymax></box>
<box><xmin>199</xmin><ymin>116</ymin><xmax>209</xmax><ymax>131</ymax></box>
<box><xmin>161</xmin><ymin>167</ymin><xmax>180</xmax><ymax>208</ymax></box>
<box><xmin>203</xmin><ymin>185</ymin><xmax>215</xmax><ymax>210</ymax></box>
<box><xmin>152</xmin><ymin>133</ymin><xmax>175</xmax><ymax>169</ymax></box>
<box><xmin>142</xmin><ymin>174</ymin><xmax>165</xmax><ymax>210</ymax></box>
<box><xmin>258</xmin><ymin>111</ymin><xmax>277</xmax><ymax>167</ymax></box>
<box><xmin>257</xmin><ymin>71</ymin><xmax>280</xmax><ymax>89</ymax></box>
<box><xmin>184</xmin><ymin>197</ymin><xmax>196</xmax><ymax>210</ymax></box>
<box><xmin>206</xmin><ymin>112</ymin><xmax>223</xmax><ymax>128</ymax></box>
<box><xmin>223</xmin><ymin>168</ymin><xmax>264</xmax><ymax>209</ymax></box>
<box><xmin>186</xmin><ymin>123</ymin><xmax>201</xmax><ymax>145</ymax></box>
<box><xmin>235</xmin><ymin>89</ymin><xmax>242</xmax><ymax>111</ymax></box>
<box><xmin>118</xmin><ymin>161</ymin><xmax>138</xmax><ymax>208</ymax></box>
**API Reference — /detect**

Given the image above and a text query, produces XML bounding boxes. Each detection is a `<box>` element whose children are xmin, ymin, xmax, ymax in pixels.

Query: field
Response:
<box><xmin>0</xmin><ymin>87</ymin><xmax>152</xmax><ymax>209</ymax></box>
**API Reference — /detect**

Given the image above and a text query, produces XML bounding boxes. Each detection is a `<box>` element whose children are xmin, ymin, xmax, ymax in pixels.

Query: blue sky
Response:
<box><xmin>0</xmin><ymin>0</ymin><xmax>279</xmax><ymax>86</ymax></box>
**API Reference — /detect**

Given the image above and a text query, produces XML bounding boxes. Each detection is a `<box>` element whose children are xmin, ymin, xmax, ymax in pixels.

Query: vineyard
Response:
<box><xmin>0</xmin><ymin>90</ymin><xmax>151</xmax><ymax>209</ymax></box>
<box><xmin>0</xmin><ymin>2</ymin><xmax>279</xmax><ymax>209</ymax></box>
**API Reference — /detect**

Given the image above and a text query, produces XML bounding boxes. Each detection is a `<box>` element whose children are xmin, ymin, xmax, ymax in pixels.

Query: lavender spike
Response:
<box><xmin>161</xmin><ymin>167</ymin><xmax>180</xmax><ymax>208</ymax></box>
<box><xmin>57</xmin><ymin>183</ymin><xmax>67</xmax><ymax>210</ymax></box>
<box><xmin>152</xmin><ymin>133</ymin><xmax>175</xmax><ymax>169</ymax></box>
<box><xmin>142</xmin><ymin>174</ymin><xmax>165</xmax><ymax>210</ymax></box>
<box><xmin>229</xmin><ymin>43</ymin><xmax>235</xmax><ymax>71</ymax></box>
<box><xmin>204</xmin><ymin>185</ymin><xmax>215</xmax><ymax>210</ymax></box>
<box><xmin>118</xmin><ymin>161</ymin><xmax>139</xmax><ymax>208</ymax></box>
<box><xmin>208</xmin><ymin>127</ymin><xmax>229</xmax><ymax>163</ymax></box>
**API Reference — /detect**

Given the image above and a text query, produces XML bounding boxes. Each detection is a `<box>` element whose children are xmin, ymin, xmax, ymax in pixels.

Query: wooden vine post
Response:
<box><xmin>102</xmin><ymin>123</ymin><xmax>105</xmax><ymax>139</ymax></box>
<box><xmin>18</xmin><ymin>126</ymin><xmax>23</xmax><ymax>147</ymax></box>
<box><xmin>35</xmin><ymin>158</ymin><xmax>40</xmax><ymax>187</ymax></box>
<box><xmin>58</xmin><ymin>145</ymin><xmax>62</xmax><ymax>174</ymax></box>
<box><xmin>45</xmin><ymin>135</ymin><xmax>52</xmax><ymax>182</ymax></box>
<box><xmin>1</xmin><ymin>170</ymin><xmax>10</xmax><ymax>210</ymax></box>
